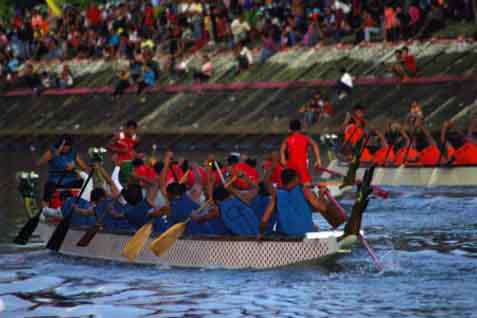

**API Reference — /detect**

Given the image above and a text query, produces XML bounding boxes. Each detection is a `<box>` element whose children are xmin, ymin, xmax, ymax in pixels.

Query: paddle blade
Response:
<box><xmin>13</xmin><ymin>212</ymin><xmax>41</xmax><ymax>245</ymax></box>
<box><xmin>76</xmin><ymin>224</ymin><xmax>102</xmax><ymax>247</ymax></box>
<box><xmin>121</xmin><ymin>223</ymin><xmax>153</xmax><ymax>262</ymax></box>
<box><xmin>149</xmin><ymin>222</ymin><xmax>187</xmax><ymax>257</ymax></box>
<box><xmin>46</xmin><ymin>217</ymin><xmax>71</xmax><ymax>252</ymax></box>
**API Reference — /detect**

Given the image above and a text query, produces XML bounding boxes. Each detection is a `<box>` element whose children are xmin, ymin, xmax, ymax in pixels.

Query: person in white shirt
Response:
<box><xmin>230</xmin><ymin>15</ymin><xmax>251</xmax><ymax>44</ymax></box>
<box><xmin>336</xmin><ymin>68</ymin><xmax>353</xmax><ymax>100</ymax></box>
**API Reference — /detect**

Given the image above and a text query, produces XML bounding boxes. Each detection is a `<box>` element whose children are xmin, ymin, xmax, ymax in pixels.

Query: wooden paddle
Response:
<box><xmin>13</xmin><ymin>171</ymin><xmax>68</xmax><ymax>245</ymax></box>
<box><xmin>329</xmin><ymin>168</ymin><xmax>384</xmax><ymax>272</ymax></box>
<box><xmin>149</xmin><ymin>163</ymin><xmax>232</xmax><ymax>257</ymax></box>
<box><xmin>75</xmin><ymin>169</ymin><xmax>109</xmax><ymax>247</ymax></box>
<box><xmin>121</xmin><ymin>164</ymin><xmax>186</xmax><ymax>261</ymax></box>
<box><xmin>121</xmin><ymin>219</ymin><xmax>155</xmax><ymax>261</ymax></box>
<box><xmin>149</xmin><ymin>201</ymin><xmax>211</xmax><ymax>257</ymax></box>
<box><xmin>46</xmin><ymin>168</ymin><xmax>95</xmax><ymax>252</ymax></box>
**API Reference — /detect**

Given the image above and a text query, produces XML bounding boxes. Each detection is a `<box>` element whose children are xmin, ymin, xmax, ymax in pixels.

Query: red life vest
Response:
<box><xmin>396</xmin><ymin>147</ymin><xmax>420</xmax><ymax>166</ymax></box>
<box><xmin>186</xmin><ymin>166</ymin><xmax>207</xmax><ymax>189</ymax></box>
<box><xmin>419</xmin><ymin>145</ymin><xmax>440</xmax><ymax>166</ymax></box>
<box><xmin>286</xmin><ymin>132</ymin><xmax>309</xmax><ymax>165</ymax></box>
<box><xmin>344</xmin><ymin>123</ymin><xmax>364</xmax><ymax>146</ymax></box>
<box><xmin>263</xmin><ymin>160</ymin><xmax>284</xmax><ymax>187</ymax></box>
<box><xmin>453</xmin><ymin>143</ymin><xmax>477</xmax><ymax>166</ymax></box>
<box><xmin>232</xmin><ymin>162</ymin><xmax>259</xmax><ymax>190</ymax></box>
<box><xmin>115</xmin><ymin>132</ymin><xmax>137</xmax><ymax>163</ymax></box>
<box><xmin>166</xmin><ymin>164</ymin><xmax>185</xmax><ymax>185</ymax></box>
<box><xmin>135</xmin><ymin>164</ymin><xmax>156</xmax><ymax>180</ymax></box>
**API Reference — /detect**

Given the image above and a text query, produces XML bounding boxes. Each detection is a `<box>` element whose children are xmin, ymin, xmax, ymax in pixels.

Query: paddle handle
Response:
<box><xmin>324</xmin><ymin>184</ymin><xmax>384</xmax><ymax>272</ymax></box>
<box><xmin>323</xmin><ymin>189</ymin><xmax>347</xmax><ymax>226</ymax></box>
<box><xmin>214</xmin><ymin>161</ymin><xmax>226</xmax><ymax>185</ymax></box>
<box><xmin>317</xmin><ymin>167</ymin><xmax>388</xmax><ymax>199</ymax></box>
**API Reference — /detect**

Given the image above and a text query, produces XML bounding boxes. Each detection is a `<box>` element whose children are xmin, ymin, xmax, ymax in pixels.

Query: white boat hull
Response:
<box><xmin>322</xmin><ymin>160</ymin><xmax>477</xmax><ymax>187</ymax></box>
<box><xmin>36</xmin><ymin>223</ymin><xmax>348</xmax><ymax>269</ymax></box>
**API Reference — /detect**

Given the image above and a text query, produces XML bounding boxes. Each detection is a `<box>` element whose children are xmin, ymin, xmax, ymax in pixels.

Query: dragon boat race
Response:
<box><xmin>1</xmin><ymin>0</ymin><xmax>476</xmax><ymax>317</ymax></box>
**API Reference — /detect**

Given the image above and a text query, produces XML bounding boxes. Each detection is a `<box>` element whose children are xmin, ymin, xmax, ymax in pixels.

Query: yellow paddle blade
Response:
<box><xmin>121</xmin><ymin>223</ymin><xmax>153</xmax><ymax>262</ymax></box>
<box><xmin>149</xmin><ymin>222</ymin><xmax>187</xmax><ymax>257</ymax></box>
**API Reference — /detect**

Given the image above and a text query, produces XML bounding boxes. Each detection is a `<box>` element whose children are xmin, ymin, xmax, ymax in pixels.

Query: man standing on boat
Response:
<box><xmin>280</xmin><ymin>119</ymin><xmax>321</xmax><ymax>187</ymax></box>
<box><xmin>109</xmin><ymin>120</ymin><xmax>140</xmax><ymax>165</ymax></box>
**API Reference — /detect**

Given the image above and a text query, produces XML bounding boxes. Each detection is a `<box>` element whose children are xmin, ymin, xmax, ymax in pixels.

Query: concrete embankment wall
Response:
<box><xmin>1</xmin><ymin>41</ymin><xmax>477</xmax><ymax>151</ymax></box>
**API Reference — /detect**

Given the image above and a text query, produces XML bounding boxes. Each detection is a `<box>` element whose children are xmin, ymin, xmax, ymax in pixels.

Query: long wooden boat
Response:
<box><xmin>322</xmin><ymin>160</ymin><xmax>477</xmax><ymax>187</ymax></box>
<box><xmin>35</xmin><ymin>222</ymin><xmax>356</xmax><ymax>269</ymax></box>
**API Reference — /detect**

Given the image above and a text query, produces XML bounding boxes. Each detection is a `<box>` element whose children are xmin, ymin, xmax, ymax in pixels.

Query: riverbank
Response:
<box><xmin>1</xmin><ymin>39</ymin><xmax>477</xmax><ymax>147</ymax></box>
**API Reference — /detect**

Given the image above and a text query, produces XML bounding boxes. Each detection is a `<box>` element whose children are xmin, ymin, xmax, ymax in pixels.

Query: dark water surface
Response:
<box><xmin>0</xmin><ymin>152</ymin><xmax>476</xmax><ymax>318</ymax></box>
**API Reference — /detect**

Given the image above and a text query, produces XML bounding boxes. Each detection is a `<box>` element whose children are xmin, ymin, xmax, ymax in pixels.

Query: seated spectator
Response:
<box><xmin>193</xmin><ymin>55</ymin><xmax>213</xmax><ymax>82</ymax></box>
<box><xmin>388</xmin><ymin>48</ymin><xmax>416</xmax><ymax>80</ymax></box>
<box><xmin>362</xmin><ymin>10</ymin><xmax>381</xmax><ymax>43</ymax></box>
<box><xmin>58</xmin><ymin>65</ymin><xmax>74</xmax><ymax>89</ymax></box>
<box><xmin>22</xmin><ymin>63</ymin><xmax>42</xmax><ymax>95</ymax></box>
<box><xmin>402</xmin><ymin>46</ymin><xmax>417</xmax><ymax>77</ymax></box>
<box><xmin>259</xmin><ymin>31</ymin><xmax>278</xmax><ymax>63</ymax></box>
<box><xmin>112</xmin><ymin>68</ymin><xmax>131</xmax><ymax>99</ymax></box>
<box><xmin>137</xmin><ymin>63</ymin><xmax>158</xmax><ymax>101</ymax></box>
<box><xmin>303</xmin><ymin>18</ymin><xmax>322</xmax><ymax>47</ymax></box>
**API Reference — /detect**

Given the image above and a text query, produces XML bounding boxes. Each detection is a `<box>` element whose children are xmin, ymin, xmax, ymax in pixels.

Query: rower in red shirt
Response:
<box><xmin>341</xmin><ymin>105</ymin><xmax>367</xmax><ymax>157</ymax></box>
<box><xmin>109</xmin><ymin>120</ymin><xmax>139</xmax><ymax>164</ymax></box>
<box><xmin>445</xmin><ymin>118</ymin><xmax>477</xmax><ymax>166</ymax></box>
<box><xmin>369</xmin><ymin>128</ymin><xmax>395</xmax><ymax>166</ymax></box>
<box><xmin>280</xmin><ymin>119</ymin><xmax>321</xmax><ymax>186</ymax></box>
<box><xmin>417</xmin><ymin>122</ymin><xmax>441</xmax><ymax>166</ymax></box>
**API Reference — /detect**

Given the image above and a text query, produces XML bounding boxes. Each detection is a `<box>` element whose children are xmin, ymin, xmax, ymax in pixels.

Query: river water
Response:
<box><xmin>0</xmin><ymin>152</ymin><xmax>476</xmax><ymax>318</ymax></box>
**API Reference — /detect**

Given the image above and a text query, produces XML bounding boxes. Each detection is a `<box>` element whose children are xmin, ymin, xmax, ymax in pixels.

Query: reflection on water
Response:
<box><xmin>0</xmin><ymin>152</ymin><xmax>476</xmax><ymax>317</ymax></box>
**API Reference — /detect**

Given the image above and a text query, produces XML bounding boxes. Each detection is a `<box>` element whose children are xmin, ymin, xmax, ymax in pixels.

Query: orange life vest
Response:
<box><xmin>453</xmin><ymin>143</ymin><xmax>477</xmax><ymax>166</ymax></box>
<box><xmin>373</xmin><ymin>146</ymin><xmax>395</xmax><ymax>166</ymax></box>
<box><xmin>419</xmin><ymin>145</ymin><xmax>440</xmax><ymax>166</ymax></box>
<box><xmin>396</xmin><ymin>147</ymin><xmax>420</xmax><ymax>166</ymax></box>
<box><xmin>360</xmin><ymin>147</ymin><xmax>374</xmax><ymax>164</ymax></box>
<box><xmin>344</xmin><ymin>123</ymin><xmax>364</xmax><ymax>146</ymax></box>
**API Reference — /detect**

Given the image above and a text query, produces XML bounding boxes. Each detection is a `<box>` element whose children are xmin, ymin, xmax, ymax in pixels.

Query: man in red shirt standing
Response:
<box><xmin>280</xmin><ymin>120</ymin><xmax>322</xmax><ymax>186</ymax></box>
<box><xmin>109</xmin><ymin>120</ymin><xmax>140</xmax><ymax>164</ymax></box>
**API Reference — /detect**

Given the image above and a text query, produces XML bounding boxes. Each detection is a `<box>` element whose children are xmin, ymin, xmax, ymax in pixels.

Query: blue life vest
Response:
<box><xmin>95</xmin><ymin>199</ymin><xmax>134</xmax><ymax>231</ymax></box>
<box><xmin>206</xmin><ymin>216</ymin><xmax>230</xmax><ymax>235</ymax></box>
<box><xmin>123</xmin><ymin>200</ymin><xmax>152</xmax><ymax>230</ymax></box>
<box><xmin>170</xmin><ymin>195</ymin><xmax>212</xmax><ymax>235</ymax></box>
<box><xmin>219</xmin><ymin>197</ymin><xmax>259</xmax><ymax>236</ymax></box>
<box><xmin>250</xmin><ymin>195</ymin><xmax>276</xmax><ymax>234</ymax></box>
<box><xmin>62</xmin><ymin>197</ymin><xmax>96</xmax><ymax>227</ymax></box>
<box><xmin>276</xmin><ymin>186</ymin><xmax>315</xmax><ymax>236</ymax></box>
<box><xmin>48</xmin><ymin>146</ymin><xmax>78</xmax><ymax>185</ymax></box>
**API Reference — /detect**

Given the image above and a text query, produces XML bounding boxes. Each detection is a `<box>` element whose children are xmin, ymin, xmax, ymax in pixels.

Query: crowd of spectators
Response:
<box><xmin>0</xmin><ymin>0</ymin><xmax>475</xmax><ymax>91</ymax></box>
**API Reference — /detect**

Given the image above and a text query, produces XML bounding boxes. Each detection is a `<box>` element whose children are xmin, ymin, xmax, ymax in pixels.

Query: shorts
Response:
<box><xmin>287</xmin><ymin>162</ymin><xmax>311</xmax><ymax>184</ymax></box>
